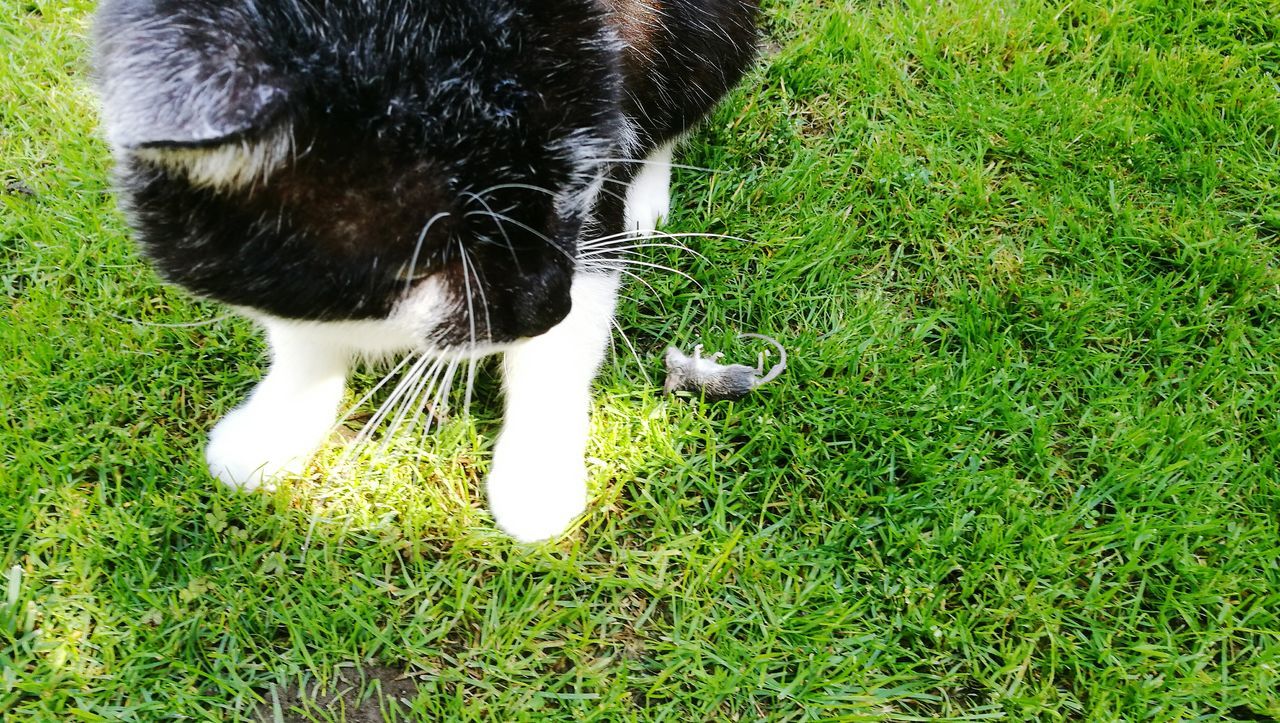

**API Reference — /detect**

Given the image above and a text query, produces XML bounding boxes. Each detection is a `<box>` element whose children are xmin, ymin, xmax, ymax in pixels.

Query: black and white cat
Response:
<box><xmin>93</xmin><ymin>0</ymin><xmax>760</xmax><ymax>541</ymax></box>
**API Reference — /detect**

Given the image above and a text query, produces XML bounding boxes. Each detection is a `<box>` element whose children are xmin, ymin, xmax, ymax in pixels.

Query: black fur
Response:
<box><xmin>96</xmin><ymin>0</ymin><xmax>760</xmax><ymax>347</ymax></box>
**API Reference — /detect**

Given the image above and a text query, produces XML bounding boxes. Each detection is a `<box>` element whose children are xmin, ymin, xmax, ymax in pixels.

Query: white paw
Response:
<box><xmin>486</xmin><ymin>450</ymin><xmax>588</xmax><ymax>543</ymax></box>
<box><xmin>205</xmin><ymin>404</ymin><xmax>326</xmax><ymax>491</ymax></box>
<box><xmin>624</xmin><ymin>145</ymin><xmax>673</xmax><ymax>233</ymax></box>
<box><xmin>625</xmin><ymin>177</ymin><xmax>671</xmax><ymax>232</ymax></box>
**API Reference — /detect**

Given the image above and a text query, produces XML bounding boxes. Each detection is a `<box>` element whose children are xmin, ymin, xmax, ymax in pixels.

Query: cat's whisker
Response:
<box><xmin>408</xmin><ymin>358</ymin><xmax>455</xmax><ymax>462</ymax></box>
<box><xmin>462</xmin><ymin>356</ymin><xmax>478</xmax><ymax>419</ymax></box>
<box><xmin>460</xmin><ymin>190</ymin><xmax>520</xmax><ymax>269</ymax></box>
<box><xmin>459</xmin><ymin>244</ymin><xmax>493</xmax><ymax>342</ymax></box>
<box><xmin>412</xmin><ymin>353</ymin><xmax>461</xmax><ymax>447</ymax></box>
<box><xmin>456</xmin><ymin>240</ymin><xmax>479</xmax><ymax>352</ymax></box>
<box><xmin>463</xmin><ymin>209</ymin><xmax>576</xmax><ymax>265</ymax></box>
<box><xmin>439</xmin><ymin>354</ymin><xmax>462</xmax><ymax>418</ymax></box>
<box><xmin>578</xmin><ymin>229</ymin><xmax>752</xmax><ymax>250</ymax></box>
<box><xmin>352</xmin><ymin>354</ymin><xmax>432</xmax><ymax>452</ymax></box>
<box><xmin>580</xmin><ymin>157</ymin><xmax>724</xmax><ymax>174</ymax></box>
<box><xmin>331</xmin><ymin>351</ymin><xmax>419</xmax><ymax>436</ymax></box>
<box><xmin>580</xmin><ymin>258</ymin><xmax>702</xmax><ymax>287</ymax></box>
<box><xmin>337</xmin><ymin>352</ymin><xmax>434</xmax><ymax>468</ymax></box>
<box><xmin>401</xmin><ymin>363</ymin><xmax>461</xmax><ymax>456</ymax></box>
<box><xmin>574</xmin><ymin>227</ymin><xmax>642</xmax><ymax>248</ymax></box>
<box><xmin>579</xmin><ymin>265</ymin><xmax>665</xmax><ymax>299</ymax></box>
<box><xmin>379</xmin><ymin>355</ymin><xmax>448</xmax><ymax>455</ymax></box>
<box><xmin>467</xmin><ymin>181</ymin><xmax>558</xmax><ymax>202</ymax></box>
<box><xmin>402</xmin><ymin>211</ymin><xmax>451</xmax><ymax>293</ymax></box>
<box><xmin>610</xmin><ymin>316</ymin><xmax>653</xmax><ymax>385</ymax></box>
<box><xmin>358</xmin><ymin>360</ymin><xmax>435</xmax><ymax>455</ymax></box>
<box><xmin>480</xmin><ymin>176</ymin><xmax>633</xmax><ymax>215</ymax></box>
<box><xmin>576</xmin><ymin>242</ymin><xmax>707</xmax><ymax>261</ymax></box>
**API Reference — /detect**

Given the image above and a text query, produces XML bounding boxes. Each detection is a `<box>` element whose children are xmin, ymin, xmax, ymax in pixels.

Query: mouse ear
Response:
<box><xmin>94</xmin><ymin>1</ymin><xmax>292</xmax><ymax>186</ymax></box>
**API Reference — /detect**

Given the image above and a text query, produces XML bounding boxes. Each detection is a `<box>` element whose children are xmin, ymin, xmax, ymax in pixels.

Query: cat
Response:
<box><xmin>93</xmin><ymin>0</ymin><xmax>760</xmax><ymax>541</ymax></box>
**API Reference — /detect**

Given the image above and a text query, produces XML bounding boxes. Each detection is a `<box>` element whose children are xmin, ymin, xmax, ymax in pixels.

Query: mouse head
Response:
<box><xmin>662</xmin><ymin>346</ymin><xmax>693</xmax><ymax>394</ymax></box>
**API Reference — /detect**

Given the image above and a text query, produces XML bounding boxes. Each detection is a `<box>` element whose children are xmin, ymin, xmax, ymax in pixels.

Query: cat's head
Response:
<box><xmin>94</xmin><ymin>0</ymin><xmax>624</xmax><ymax>350</ymax></box>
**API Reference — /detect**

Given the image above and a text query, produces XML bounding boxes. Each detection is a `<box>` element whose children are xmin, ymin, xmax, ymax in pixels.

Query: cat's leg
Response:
<box><xmin>486</xmin><ymin>272</ymin><xmax>620</xmax><ymax>542</ymax></box>
<box><xmin>623</xmin><ymin>140</ymin><xmax>675</xmax><ymax>232</ymax></box>
<box><xmin>486</xmin><ymin>141</ymin><xmax>671</xmax><ymax>540</ymax></box>
<box><xmin>206</xmin><ymin>320</ymin><xmax>349</xmax><ymax>490</ymax></box>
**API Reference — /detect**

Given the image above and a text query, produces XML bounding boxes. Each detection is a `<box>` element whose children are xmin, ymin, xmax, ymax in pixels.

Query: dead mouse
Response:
<box><xmin>663</xmin><ymin>333</ymin><xmax>787</xmax><ymax>401</ymax></box>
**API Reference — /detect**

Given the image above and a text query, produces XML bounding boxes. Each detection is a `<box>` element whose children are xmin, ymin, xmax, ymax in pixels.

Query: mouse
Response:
<box><xmin>663</xmin><ymin>333</ymin><xmax>787</xmax><ymax>401</ymax></box>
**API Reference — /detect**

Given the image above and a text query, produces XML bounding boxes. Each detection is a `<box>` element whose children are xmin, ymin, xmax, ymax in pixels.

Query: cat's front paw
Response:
<box><xmin>486</xmin><ymin>449</ymin><xmax>588</xmax><ymax>543</ymax></box>
<box><xmin>205</xmin><ymin>405</ymin><xmax>326</xmax><ymax>491</ymax></box>
<box><xmin>626</xmin><ymin>176</ymin><xmax>671</xmax><ymax>232</ymax></box>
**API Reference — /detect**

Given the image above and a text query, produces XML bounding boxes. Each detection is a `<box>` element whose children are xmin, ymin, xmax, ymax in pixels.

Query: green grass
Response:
<box><xmin>3</xmin><ymin>0</ymin><xmax>1280</xmax><ymax>719</ymax></box>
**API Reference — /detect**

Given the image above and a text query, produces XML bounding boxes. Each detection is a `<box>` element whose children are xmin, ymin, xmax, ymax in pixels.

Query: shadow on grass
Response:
<box><xmin>252</xmin><ymin>665</ymin><xmax>419</xmax><ymax>723</ymax></box>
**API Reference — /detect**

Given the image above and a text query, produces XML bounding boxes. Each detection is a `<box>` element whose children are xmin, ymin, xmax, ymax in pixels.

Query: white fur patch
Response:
<box><xmin>549</xmin><ymin>127</ymin><xmax>614</xmax><ymax>218</ymax></box>
<box><xmin>130</xmin><ymin>126</ymin><xmax>293</xmax><ymax>190</ymax></box>
<box><xmin>623</xmin><ymin>141</ymin><xmax>674</xmax><ymax>232</ymax></box>
<box><xmin>241</xmin><ymin>275</ymin><xmax>464</xmax><ymax>362</ymax></box>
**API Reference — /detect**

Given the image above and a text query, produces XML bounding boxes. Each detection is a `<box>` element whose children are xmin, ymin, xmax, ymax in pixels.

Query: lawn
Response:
<box><xmin>3</xmin><ymin>0</ymin><xmax>1279</xmax><ymax>719</ymax></box>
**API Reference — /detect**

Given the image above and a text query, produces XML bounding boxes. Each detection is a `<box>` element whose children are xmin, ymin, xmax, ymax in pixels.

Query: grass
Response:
<box><xmin>3</xmin><ymin>0</ymin><xmax>1279</xmax><ymax>719</ymax></box>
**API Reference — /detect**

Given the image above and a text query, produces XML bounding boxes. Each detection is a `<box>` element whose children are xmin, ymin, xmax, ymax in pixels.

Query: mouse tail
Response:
<box><xmin>738</xmin><ymin>333</ymin><xmax>787</xmax><ymax>384</ymax></box>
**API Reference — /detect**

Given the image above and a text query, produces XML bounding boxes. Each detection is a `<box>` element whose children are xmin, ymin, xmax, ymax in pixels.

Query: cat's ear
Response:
<box><xmin>94</xmin><ymin>1</ymin><xmax>293</xmax><ymax>187</ymax></box>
